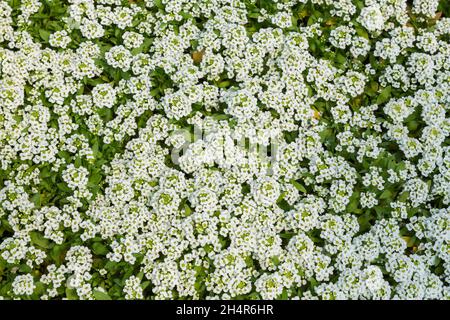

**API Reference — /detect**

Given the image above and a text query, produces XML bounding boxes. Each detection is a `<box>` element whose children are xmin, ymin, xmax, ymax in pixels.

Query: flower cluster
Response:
<box><xmin>0</xmin><ymin>0</ymin><xmax>449</xmax><ymax>300</ymax></box>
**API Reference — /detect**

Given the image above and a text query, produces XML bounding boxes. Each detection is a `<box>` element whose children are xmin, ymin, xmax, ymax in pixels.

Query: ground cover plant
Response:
<box><xmin>0</xmin><ymin>0</ymin><xmax>450</xmax><ymax>300</ymax></box>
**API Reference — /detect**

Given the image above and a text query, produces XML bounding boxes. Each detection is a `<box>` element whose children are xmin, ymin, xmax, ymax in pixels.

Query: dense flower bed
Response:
<box><xmin>0</xmin><ymin>0</ymin><xmax>449</xmax><ymax>300</ymax></box>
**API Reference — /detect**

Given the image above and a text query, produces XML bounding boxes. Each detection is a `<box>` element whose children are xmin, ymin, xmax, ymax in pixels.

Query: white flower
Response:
<box><xmin>358</xmin><ymin>5</ymin><xmax>386</xmax><ymax>32</ymax></box>
<box><xmin>12</xmin><ymin>274</ymin><xmax>35</xmax><ymax>296</ymax></box>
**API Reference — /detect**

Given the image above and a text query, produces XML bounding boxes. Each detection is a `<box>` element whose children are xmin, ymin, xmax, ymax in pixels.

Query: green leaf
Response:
<box><xmin>379</xmin><ymin>189</ymin><xmax>392</xmax><ymax>200</ymax></box>
<box><xmin>92</xmin><ymin>242</ymin><xmax>109</xmax><ymax>256</ymax></box>
<box><xmin>291</xmin><ymin>180</ymin><xmax>307</xmax><ymax>193</ymax></box>
<box><xmin>89</xmin><ymin>173</ymin><xmax>102</xmax><ymax>186</ymax></box>
<box><xmin>50</xmin><ymin>244</ymin><xmax>66</xmax><ymax>265</ymax></box>
<box><xmin>270</xmin><ymin>256</ymin><xmax>280</xmax><ymax>266</ymax></box>
<box><xmin>407</xmin><ymin>120</ymin><xmax>419</xmax><ymax>131</ymax></box>
<box><xmin>376</xmin><ymin>86</ymin><xmax>392</xmax><ymax>105</ymax></box>
<box><xmin>280</xmin><ymin>232</ymin><xmax>295</xmax><ymax>240</ymax></box>
<box><xmin>397</xmin><ymin>191</ymin><xmax>409</xmax><ymax>202</ymax></box>
<box><xmin>39</xmin><ymin>29</ymin><xmax>51</xmax><ymax>42</ymax></box>
<box><xmin>276</xmin><ymin>191</ymin><xmax>287</xmax><ymax>203</ymax></box>
<box><xmin>93</xmin><ymin>289</ymin><xmax>112</xmax><ymax>300</ymax></box>
<box><xmin>335</xmin><ymin>53</ymin><xmax>346</xmax><ymax>65</ymax></box>
<box><xmin>218</xmin><ymin>80</ymin><xmax>231</xmax><ymax>88</ymax></box>
<box><xmin>433</xmin><ymin>257</ymin><xmax>441</xmax><ymax>267</ymax></box>
<box><xmin>184</xmin><ymin>203</ymin><xmax>192</xmax><ymax>216</ymax></box>
<box><xmin>30</xmin><ymin>231</ymin><xmax>51</xmax><ymax>249</ymax></box>
<box><xmin>355</xmin><ymin>26</ymin><xmax>369</xmax><ymax>39</ymax></box>
<box><xmin>150</xmin><ymin>88</ymin><xmax>160</xmax><ymax>97</ymax></box>
<box><xmin>40</xmin><ymin>167</ymin><xmax>53</xmax><ymax>178</ymax></box>
<box><xmin>74</xmin><ymin>156</ymin><xmax>82</xmax><ymax>167</ymax></box>
<box><xmin>65</xmin><ymin>288</ymin><xmax>78</xmax><ymax>300</ymax></box>
<box><xmin>57</xmin><ymin>182</ymin><xmax>72</xmax><ymax>192</ymax></box>
<box><xmin>141</xmin><ymin>281</ymin><xmax>151</xmax><ymax>290</ymax></box>
<box><xmin>154</xmin><ymin>0</ymin><xmax>164</xmax><ymax>10</ymax></box>
<box><xmin>407</xmin><ymin>236</ymin><xmax>416</xmax><ymax>247</ymax></box>
<box><xmin>277</xmin><ymin>288</ymin><xmax>287</xmax><ymax>300</ymax></box>
<box><xmin>347</xmin><ymin>197</ymin><xmax>361</xmax><ymax>214</ymax></box>
<box><xmin>58</xmin><ymin>150</ymin><xmax>72</xmax><ymax>162</ymax></box>
<box><xmin>34</xmin><ymin>281</ymin><xmax>45</xmax><ymax>296</ymax></box>
<box><xmin>32</xmin><ymin>193</ymin><xmax>41</xmax><ymax>207</ymax></box>
<box><xmin>19</xmin><ymin>264</ymin><xmax>32</xmax><ymax>273</ymax></box>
